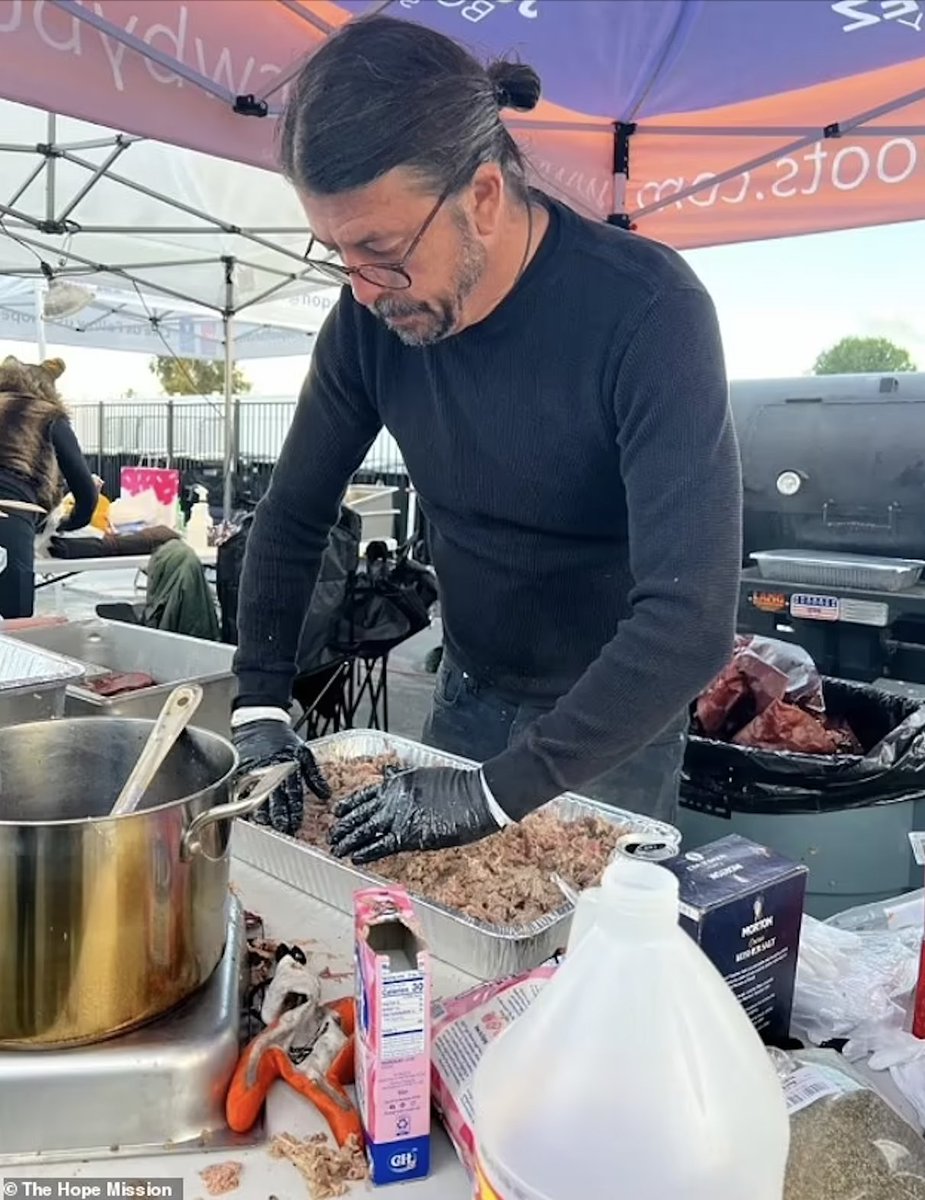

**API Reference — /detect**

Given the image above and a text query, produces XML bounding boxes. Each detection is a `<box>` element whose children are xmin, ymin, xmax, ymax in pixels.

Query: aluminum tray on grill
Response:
<box><xmin>232</xmin><ymin>730</ymin><xmax>681</xmax><ymax>980</ymax></box>
<box><xmin>751</xmin><ymin>549</ymin><xmax>925</xmax><ymax>593</ymax></box>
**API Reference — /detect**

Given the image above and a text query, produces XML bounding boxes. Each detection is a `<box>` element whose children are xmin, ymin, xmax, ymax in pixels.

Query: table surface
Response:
<box><xmin>0</xmin><ymin>856</ymin><xmax>914</xmax><ymax>1198</ymax></box>
<box><xmin>0</xmin><ymin>856</ymin><xmax>474</xmax><ymax>1199</ymax></box>
<box><xmin>34</xmin><ymin>548</ymin><xmax>218</xmax><ymax>572</ymax></box>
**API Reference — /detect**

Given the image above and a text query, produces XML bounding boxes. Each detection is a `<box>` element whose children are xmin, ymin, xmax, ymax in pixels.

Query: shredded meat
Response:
<box><xmin>271</xmin><ymin>1131</ymin><xmax>367</xmax><ymax>1199</ymax></box>
<box><xmin>298</xmin><ymin>755</ymin><xmax>628</xmax><ymax>926</ymax></box>
<box><xmin>198</xmin><ymin>1160</ymin><xmax>243</xmax><ymax>1195</ymax></box>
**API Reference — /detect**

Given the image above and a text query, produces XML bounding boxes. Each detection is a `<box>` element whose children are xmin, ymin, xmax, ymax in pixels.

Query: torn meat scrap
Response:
<box><xmin>271</xmin><ymin>1130</ymin><xmax>367</xmax><ymax>1200</ymax></box>
<box><xmin>198</xmin><ymin>1160</ymin><xmax>243</xmax><ymax>1195</ymax></box>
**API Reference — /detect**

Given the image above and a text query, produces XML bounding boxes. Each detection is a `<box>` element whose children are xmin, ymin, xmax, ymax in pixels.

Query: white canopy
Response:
<box><xmin>0</xmin><ymin>98</ymin><xmax>340</xmax><ymax>323</ymax></box>
<box><xmin>0</xmin><ymin>97</ymin><xmax>342</xmax><ymax>511</ymax></box>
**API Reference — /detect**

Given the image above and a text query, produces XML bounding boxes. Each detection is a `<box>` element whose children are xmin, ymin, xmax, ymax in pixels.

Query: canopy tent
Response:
<box><xmin>0</xmin><ymin>1</ymin><xmax>923</xmax><ymax>248</ymax></box>
<box><xmin>2</xmin><ymin>1</ymin><xmax>925</xmax><ymax>520</ymax></box>
<box><xmin>0</xmin><ymin>94</ymin><xmax>340</xmax><ymax>511</ymax></box>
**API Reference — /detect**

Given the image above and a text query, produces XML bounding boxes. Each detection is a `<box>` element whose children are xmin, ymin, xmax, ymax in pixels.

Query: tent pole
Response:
<box><xmin>222</xmin><ymin>258</ymin><xmax>236</xmax><ymax>522</ymax></box>
<box><xmin>45</xmin><ymin>113</ymin><xmax>56</xmax><ymax>222</ymax></box>
<box><xmin>33</xmin><ymin>280</ymin><xmax>47</xmax><ymax>361</ymax></box>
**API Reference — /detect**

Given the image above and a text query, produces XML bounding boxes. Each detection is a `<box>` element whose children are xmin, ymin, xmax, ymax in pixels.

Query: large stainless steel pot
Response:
<box><xmin>0</xmin><ymin>716</ymin><xmax>291</xmax><ymax>1049</ymax></box>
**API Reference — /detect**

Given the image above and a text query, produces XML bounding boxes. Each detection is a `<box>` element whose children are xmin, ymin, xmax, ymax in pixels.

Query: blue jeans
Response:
<box><xmin>421</xmin><ymin>655</ymin><xmax>687</xmax><ymax>824</ymax></box>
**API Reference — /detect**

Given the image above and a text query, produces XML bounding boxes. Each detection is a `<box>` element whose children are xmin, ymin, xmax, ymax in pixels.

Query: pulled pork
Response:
<box><xmin>271</xmin><ymin>1131</ymin><xmax>367</xmax><ymax>1200</ymax></box>
<box><xmin>298</xmin><ymin>755</ymin><xmax>627</xmax><ymax>926</ymax></box>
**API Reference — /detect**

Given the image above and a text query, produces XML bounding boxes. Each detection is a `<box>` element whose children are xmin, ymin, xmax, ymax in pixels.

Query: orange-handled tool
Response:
<box><xmin>226</xmin><ymin>995</ymin><xmax>362</xmax><ymax>1147</ymax></box>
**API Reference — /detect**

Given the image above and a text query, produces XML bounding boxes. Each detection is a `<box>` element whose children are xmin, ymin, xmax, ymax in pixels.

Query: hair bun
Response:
<box><xmin>486</xmin><ymin>60</ymin><xmax>541</xmax><ymax>112</ymax></box>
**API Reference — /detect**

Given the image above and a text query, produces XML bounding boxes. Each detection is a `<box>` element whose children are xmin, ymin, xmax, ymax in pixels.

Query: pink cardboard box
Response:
<box><xmin>354</xmin><ymin>886</ymin><xmax>432</xmax><ymax>1185</ymax></box>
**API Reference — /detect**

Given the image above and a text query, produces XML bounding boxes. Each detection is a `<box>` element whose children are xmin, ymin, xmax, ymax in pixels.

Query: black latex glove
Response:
<box><xmin>329</xmin><ymin>766</ymin><xmax>502</xmax><ymax>865</ymax></box>
<box><xmin>232</xmin><ymin>719</ymin><xmax>330</xmax><ymax>836</ymax></box>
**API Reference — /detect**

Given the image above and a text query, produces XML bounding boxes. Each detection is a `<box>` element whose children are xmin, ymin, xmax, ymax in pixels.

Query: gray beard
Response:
<box><xmin>374</xmin><ymin>221</ymin><xmax>486</xmax><ymax>347</ymax></box>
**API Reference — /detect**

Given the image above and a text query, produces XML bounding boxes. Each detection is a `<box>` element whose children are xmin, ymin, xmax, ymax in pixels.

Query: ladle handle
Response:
<box><xmin>109</xmin><ymin>683</ymin><xmax>204</xmax><ymax>817</ymax></box>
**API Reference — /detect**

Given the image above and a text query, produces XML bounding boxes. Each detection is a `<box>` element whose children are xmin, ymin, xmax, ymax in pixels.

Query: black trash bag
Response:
<box><xmin>681</xmin><ymin>677</ymin><xmax>925</xmax><ymax>817</ymax></box>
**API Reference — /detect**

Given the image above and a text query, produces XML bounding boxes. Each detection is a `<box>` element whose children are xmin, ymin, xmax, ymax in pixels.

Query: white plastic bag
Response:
<box><xmin>794</xmin><ymin>914</ymin><xmax>920</xmax><ymax>1044</ymax></box>
<box><xmin>109</xmin><ymin>488</ymin><xmax>165</xmax><ymax>530</ymax></box>
<box><xmin>794</xmin><ymin>914</ymin><xmax>925</xmax><ymax>1126</ymax></box>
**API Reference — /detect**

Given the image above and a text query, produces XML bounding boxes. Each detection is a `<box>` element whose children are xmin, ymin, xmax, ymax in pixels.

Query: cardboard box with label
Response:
<box><xmin>664</xmin><ymin>834</ymin><xmax>808</xmax><ymax>1043</ymax></box>
<box><xmin>354</xmin><ymin>886</ymin><xmax>432</xmax><ymax>1186</ymax></box>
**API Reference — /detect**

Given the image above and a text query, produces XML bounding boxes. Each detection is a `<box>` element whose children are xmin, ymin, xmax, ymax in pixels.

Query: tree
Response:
<box><xmin>812</xmin><ymin>336</ymin><xmax>916</xmax><ymax>376</ymax></box>
<box><xmin>149</xmin><ymin>356</ymin><xmax>252</xmax><ymax>396</ymax></box>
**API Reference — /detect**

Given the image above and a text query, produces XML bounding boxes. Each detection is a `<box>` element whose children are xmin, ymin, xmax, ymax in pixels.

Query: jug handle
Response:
<box><xmin>180</xmin><ymin>761</ymin><xmax>296</xmax><ymax>862</ymax></box>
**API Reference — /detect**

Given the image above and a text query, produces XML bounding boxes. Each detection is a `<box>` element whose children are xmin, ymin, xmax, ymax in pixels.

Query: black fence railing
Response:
<box><xmin>69</xmin><ymin>398</ymin><xmax>412</xmax><ymax>535</ymax></box>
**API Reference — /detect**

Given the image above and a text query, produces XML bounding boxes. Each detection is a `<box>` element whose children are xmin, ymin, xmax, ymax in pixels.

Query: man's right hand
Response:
<box><xmin>231</xmin><ymin>710</ymin><xmax>331</xmax><ymax>837</ymax></box>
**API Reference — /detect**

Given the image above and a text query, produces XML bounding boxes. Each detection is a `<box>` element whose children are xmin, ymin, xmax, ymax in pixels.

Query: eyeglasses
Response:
<box><xmin>302</xmin><ymin>180</ymin><xmax>455</xmax><ymax>291</ymax></box>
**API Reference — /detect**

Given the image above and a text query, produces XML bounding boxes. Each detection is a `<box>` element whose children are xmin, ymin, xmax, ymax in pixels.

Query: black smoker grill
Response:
<box><xmin>731</xmin><ymin>370</ymin><xmax>925</xmax><ymax>684</ymax></box>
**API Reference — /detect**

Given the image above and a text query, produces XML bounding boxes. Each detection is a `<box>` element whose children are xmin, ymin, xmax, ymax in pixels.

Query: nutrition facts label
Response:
<box><xmin>382</xmin><ymin>973</ymin><xmax>427</xmax><ymax>1061</ymax></box>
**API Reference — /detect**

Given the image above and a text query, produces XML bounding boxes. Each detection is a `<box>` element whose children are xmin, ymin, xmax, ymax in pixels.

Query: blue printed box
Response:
<box><xmin>664</xmin><ymin>834</ymin><xmax>808</xmax><ymax>1044</ymax></box>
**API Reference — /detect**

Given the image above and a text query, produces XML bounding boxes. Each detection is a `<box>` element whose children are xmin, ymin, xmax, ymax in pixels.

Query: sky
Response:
<box><xmin>1</xmin><ymin>217</ymin><xmax>923</xmax><ymax>401</ymax></box>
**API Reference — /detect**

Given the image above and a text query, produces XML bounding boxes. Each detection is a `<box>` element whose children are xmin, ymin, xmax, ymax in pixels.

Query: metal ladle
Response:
<box><xmin>108</xmin><ymin>682</ymin><xmax>204</xmax><ymax>817</ymax></box>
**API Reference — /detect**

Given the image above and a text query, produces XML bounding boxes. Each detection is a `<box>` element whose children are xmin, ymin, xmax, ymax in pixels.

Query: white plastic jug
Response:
<box><xmin>471</xmin><ymin>853</ymin><xmax>790</xmax><ymax>1200</ymax></box>
<box><xmin>185</xmin><ymin>485</ymin><xmax>213</xmax><ymax>554</ymax></box>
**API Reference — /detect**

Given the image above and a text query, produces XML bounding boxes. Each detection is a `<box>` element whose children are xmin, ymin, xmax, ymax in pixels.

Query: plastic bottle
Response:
<box><xmin>185</xmin><ymin>485</ymin><xmax>213</xmax><ymax>554</ymax></box>
<box><xmin>470</xmin><ymin>852</ymin><xmax>790</xmax><ymax>1200</ymax></box>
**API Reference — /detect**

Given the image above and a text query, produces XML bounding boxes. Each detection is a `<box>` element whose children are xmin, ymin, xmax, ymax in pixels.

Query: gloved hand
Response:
<box><xmin>231</xmin><ymin>712</ymin><xmax>330</xmax><ymax>837</ymax></box>
<box><xmin>329</xmin><ymin>766</ymin><xmax>505</xmax><ymax>864</ymax></box>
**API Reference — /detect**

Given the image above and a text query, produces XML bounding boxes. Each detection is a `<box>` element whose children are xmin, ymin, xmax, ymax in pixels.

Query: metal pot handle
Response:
<box><xmin>180</xmin><ymin>762</ymin><xmax>296</xmax><ymax>862</ymax></box>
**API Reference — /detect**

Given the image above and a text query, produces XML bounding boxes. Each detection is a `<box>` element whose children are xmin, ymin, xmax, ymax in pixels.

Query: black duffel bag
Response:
<box><xmin>682</xmin><ymin>677</ymin><xmax>925</xmax><ymax>817</ymax></box>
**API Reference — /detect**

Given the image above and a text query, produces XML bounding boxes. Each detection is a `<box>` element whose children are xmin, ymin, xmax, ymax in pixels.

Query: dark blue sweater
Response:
<box><xmin>234</xmin><ymin>194</ymin><xmax>743</xmax><ymax>817</ymax></box>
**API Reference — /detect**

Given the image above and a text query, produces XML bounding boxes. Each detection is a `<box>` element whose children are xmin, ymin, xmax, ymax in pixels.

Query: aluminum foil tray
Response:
<box><xmin>232</xmin><ymin>730</ymin><xmax>681</xmax><ymax>980</ymax></box>
<box><xmin>751</xmin><ymin>549</ymin><xmax>925</xmax><ymax>592</ymax></box>
<box><xmin>0</xmin><ymin>634</ymin><xmax>86</xmax><ymax>727</ymax></box>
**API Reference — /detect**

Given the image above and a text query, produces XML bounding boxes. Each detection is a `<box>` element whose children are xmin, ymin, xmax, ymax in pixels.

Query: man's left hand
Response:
<box><xmin>329</xmin><ymin>766</ymin><xmax>503</xmax><ymax>864</ymax></box>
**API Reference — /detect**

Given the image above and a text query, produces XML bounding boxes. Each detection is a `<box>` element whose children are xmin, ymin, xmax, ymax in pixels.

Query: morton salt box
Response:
<box><xmin>354</xmin><ymin>886</ymin><xmax>432</xmax><ymax>1185</ymax></box>
<box><xmin>664</xmin><ymin>834</ymin><xmax>808</xmax><ymax>1044</ymax></box>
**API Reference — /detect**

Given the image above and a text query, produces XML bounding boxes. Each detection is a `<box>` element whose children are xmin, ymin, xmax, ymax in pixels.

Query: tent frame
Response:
<box><xmin>0</xmin><ymin>112</ymin><xmax>340</xmax><ymax>516</ymax></box>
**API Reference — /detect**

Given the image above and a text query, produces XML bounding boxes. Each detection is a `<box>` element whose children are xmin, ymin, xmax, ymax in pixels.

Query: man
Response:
<box><xmin>231</xmin><ymin>16</ymin><xmax>742</xmax><ymax>865</ymax></box>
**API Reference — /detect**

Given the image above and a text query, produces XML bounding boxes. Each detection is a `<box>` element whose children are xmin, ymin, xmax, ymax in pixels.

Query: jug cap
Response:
<box><xmin>599</xmin><ymin>844</ymin><xmax>680</xmax><ymax>926</ymax></box>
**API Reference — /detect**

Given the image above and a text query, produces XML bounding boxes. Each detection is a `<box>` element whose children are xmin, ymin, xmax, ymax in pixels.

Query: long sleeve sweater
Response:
<box><xmin>233</xmin><ymin>193</ymin><xmax>743</xmax><ymax>819</ymax></box>
<box><xmin>0</xmin><ymin>417</ymin><xmax>97</xmax><ymax>532</ymax></box>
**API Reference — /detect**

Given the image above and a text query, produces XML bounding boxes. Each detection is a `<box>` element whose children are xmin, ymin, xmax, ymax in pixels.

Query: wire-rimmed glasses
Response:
<box><xmin>301</xmin><ymin>179</ymin><xmax>456</xmax><ymax>291</ymax></box>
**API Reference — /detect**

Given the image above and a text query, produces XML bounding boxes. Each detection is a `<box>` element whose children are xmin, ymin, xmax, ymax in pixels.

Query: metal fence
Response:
<box><xmin>69</xmin><ymin>397</ymin><xmax>412</xmax><ymax>533</ymax></box>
